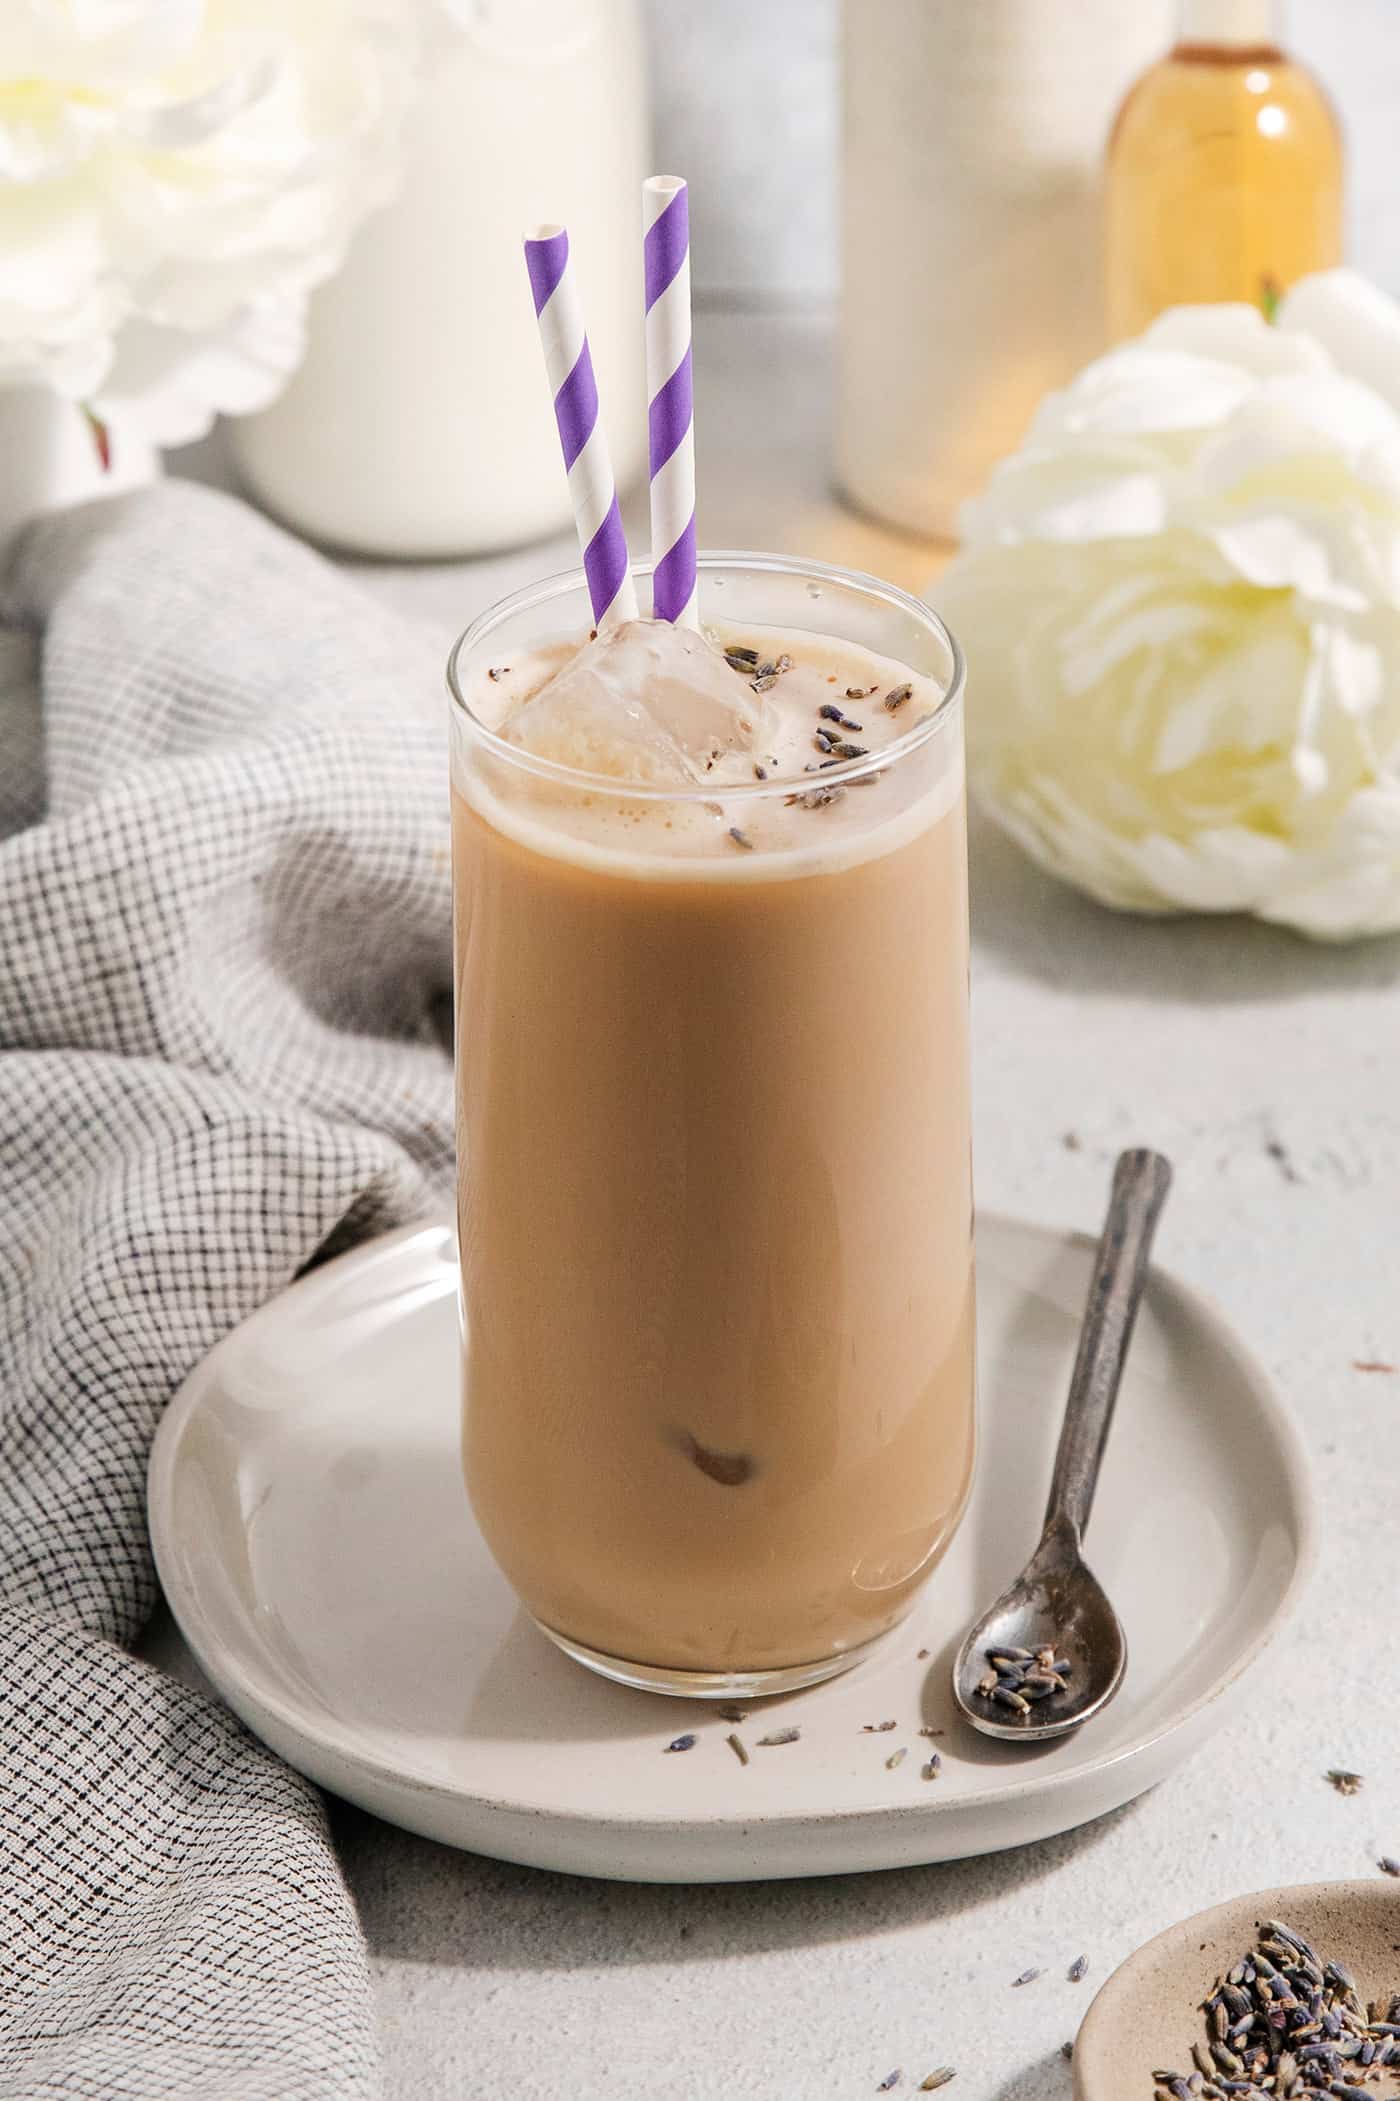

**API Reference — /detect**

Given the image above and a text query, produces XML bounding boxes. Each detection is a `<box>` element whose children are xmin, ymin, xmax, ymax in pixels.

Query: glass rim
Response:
<box><xmin>445</xmin><ymin>549</ymin><xmax>966</xmax><ymax>805</ymax></box>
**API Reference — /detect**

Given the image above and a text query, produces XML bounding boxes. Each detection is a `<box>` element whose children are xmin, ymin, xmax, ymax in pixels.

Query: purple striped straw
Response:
<box><xmin>524</xmin><ymin>224</ymin><xmax>637</xmax><ymax>630</ymax></box>
<box><xmin>643</xmin><ymin>177</ymin><xmax>697</xmax><ymax>627</ymax></box>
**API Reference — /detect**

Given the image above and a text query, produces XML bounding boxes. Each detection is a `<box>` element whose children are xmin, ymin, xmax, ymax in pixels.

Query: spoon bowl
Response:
<box><xmin>952</xmin><ymin>1513</ymin><xmax>1126</xmax><ymax>1742</ymax></box>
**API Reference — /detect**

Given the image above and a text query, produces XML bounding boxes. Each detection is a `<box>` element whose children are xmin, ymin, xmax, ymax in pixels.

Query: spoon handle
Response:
<box><xmin>1044</xmin><ymin>1148</ymin><xmax>1173</xmax><ymax>1541</ymax></box>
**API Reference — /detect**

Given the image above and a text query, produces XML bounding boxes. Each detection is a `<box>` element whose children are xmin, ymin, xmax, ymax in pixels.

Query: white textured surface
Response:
<box><xmin>650</xmin><ymin>0</ymin><xmax>1400</xmax><ymax>302</ymax></box>
<box><xmin>170</xmin><ymin>310</ymin><xmax>1400</xmax><ymax>2098</ymax></box>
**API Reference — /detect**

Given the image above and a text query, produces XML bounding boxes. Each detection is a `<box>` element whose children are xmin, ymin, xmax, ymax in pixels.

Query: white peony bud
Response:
<box><xmin>939</xmin><ymin>274</ymin><xmax>1400</xmax><ymax>940</ymax></box>
<box><xmin>0</xmin><ymin>3</ymin><xmax>435</xmax><ymax>446</ymax></box>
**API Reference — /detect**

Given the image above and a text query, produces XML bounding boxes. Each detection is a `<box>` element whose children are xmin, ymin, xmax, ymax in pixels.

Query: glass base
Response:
<box><xmin>534</xmin><ymin>1617</ymin><xmax>895</xmax><ymax>1700</ymax></box>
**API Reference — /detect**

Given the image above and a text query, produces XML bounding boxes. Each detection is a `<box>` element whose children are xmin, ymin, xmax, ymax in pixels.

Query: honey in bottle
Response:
<box><xmin>1105</xmin><ymin>0</ymin><xmax>1343</xmax><ymax>340</ymax></box>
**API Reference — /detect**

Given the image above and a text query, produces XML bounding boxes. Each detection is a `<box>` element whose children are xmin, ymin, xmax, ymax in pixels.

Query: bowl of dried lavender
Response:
<box><xmin>1073</xmin><ymin>1883</ymin><xmax>1400</xmax><ymax>2100</ymax></box>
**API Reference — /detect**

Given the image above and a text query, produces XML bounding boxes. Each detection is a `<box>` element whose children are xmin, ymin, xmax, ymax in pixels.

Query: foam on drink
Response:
<box><xmin>469</xmin><ymin>617</ymin><xmax>957</xmax><ymax>874</ymax></box>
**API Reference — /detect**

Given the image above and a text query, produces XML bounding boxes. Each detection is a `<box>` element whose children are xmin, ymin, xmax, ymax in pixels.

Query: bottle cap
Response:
<box><xmin>1178</xmin><ymin>0</ymin><xmax>1278</xmax><ymax>44</ymax></box>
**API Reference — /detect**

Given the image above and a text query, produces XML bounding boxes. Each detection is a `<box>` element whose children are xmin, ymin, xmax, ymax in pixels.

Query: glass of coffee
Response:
<box><xmin>448</xmin><ymin>553</ymin><xmax>974</xmax><ymax>1698</ymax></box>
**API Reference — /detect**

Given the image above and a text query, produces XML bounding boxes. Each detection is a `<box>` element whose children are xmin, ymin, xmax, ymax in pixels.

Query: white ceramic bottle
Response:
<box><xmin>230</xmin><ymin>0</ymin><xmax>649</xmax><ymax>559</ymax></box>
<box><xmin>837</xmin><ymin>0</ymin><xmax>1173</xmax><ymax>541</ymax></box>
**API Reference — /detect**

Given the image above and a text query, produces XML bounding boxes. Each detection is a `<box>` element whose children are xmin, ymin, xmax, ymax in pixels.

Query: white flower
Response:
<box><xmin>939</xmin><ymin>271</ymin><xmax>1400</xmax><ymax>940</ymax></box>
<box><xmin>0</xmin><ymin>0</ymin><xmax>433</xmax><ymax>445</ymax></box>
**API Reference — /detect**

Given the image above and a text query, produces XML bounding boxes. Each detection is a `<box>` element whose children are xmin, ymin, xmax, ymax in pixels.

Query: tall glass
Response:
<box><xmin>447</xmin><ymin>554</ymin><xmax>974</xmax><ymax>1697</ymax></box>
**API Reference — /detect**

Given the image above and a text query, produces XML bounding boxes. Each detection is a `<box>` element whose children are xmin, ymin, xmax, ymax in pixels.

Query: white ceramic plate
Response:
<box><xmin>148</xmin><ymin>1213</ymin><xmax>1313</xmax><ymax>1883</ymax></box>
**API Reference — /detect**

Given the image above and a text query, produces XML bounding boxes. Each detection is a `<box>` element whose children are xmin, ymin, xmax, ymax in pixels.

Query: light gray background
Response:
<box><xmin>648</xmin><ymin>0</ymin><xmax>1400</xmax><ymax>303</ymax></box>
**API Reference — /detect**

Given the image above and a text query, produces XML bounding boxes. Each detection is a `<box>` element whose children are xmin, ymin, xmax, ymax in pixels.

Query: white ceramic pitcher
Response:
<box><xmin>231</xmin><ymin>0</ymin><xmax>649</xmax><ymax>559</ymax></box>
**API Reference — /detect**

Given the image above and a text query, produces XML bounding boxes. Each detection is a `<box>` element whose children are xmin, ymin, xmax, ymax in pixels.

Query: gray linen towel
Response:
<box><xmin>0</xmin><ymin>482</ymin><xmax>456</xmax><ymax>2098</ymax></box>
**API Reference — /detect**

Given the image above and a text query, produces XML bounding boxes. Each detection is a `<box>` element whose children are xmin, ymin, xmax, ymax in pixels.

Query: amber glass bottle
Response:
<box><xmin>1105</xmin><ymin>0</ymin><xmax>1343</xmax><ymax>340</ymax></box>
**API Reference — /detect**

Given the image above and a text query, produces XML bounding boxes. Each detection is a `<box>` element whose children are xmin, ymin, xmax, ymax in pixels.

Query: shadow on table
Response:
<box><xmin>330</xmin><ymin>1788</ymin><xmax>1143</xmax><ymax>1975</ymax></box>
<box><xmin>991</xmin><ymin>2048</ymin><xmax>1075</xmax><ymax>2101</ymax></box>
<box><xmin>968</xmin><ymin>805</ymin><xmax>1400</xmax><ymax>1007</ymax></box>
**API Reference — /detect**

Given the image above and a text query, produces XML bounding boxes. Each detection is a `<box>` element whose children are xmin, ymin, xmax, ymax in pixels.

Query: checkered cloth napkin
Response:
<box><xmin>0</xmin><ymin>484</ymin><xmax>456</xmax><ymax>2098</ymax></box>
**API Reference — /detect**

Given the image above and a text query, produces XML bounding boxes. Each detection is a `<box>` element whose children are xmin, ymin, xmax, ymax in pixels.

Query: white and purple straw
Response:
<box><xmin>643</xmin><ymin>176</ymin><xmax>697</xmax><ymax>627</ymax></box>
<box><xmin>524</xmin><ymin>223</ymin><xmax>637</xmax><ymax>630</ymax></box>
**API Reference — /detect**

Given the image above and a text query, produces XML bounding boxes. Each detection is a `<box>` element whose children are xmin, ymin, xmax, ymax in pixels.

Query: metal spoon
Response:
<box><xmin>953</xmin><ymin>1147</ymin><xmax>1173</xmax><ymax>1743</ymax></box>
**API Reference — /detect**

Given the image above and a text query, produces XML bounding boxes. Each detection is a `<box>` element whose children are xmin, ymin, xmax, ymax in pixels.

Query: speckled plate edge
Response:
<box><xmin>147</xmin><ymin>1215</ymin><xmax>1317</xmax><ymax>1882</ymax></box>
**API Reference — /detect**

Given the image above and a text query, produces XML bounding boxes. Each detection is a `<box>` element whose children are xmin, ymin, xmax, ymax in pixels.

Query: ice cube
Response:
<box><xmin>503</xmin><ymin>621</ymin><xmax>767</xmax><ymax>783</ymax></box>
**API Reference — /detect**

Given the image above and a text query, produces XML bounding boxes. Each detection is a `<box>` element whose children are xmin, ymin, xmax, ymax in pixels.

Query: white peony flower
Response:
<box><xmin>0</xmin><ymin>0</ymin><xmax>433</xmax><ymax>445</ymax></box>
<box><xmin>939</xmin><ymin>271</ymin><xmax>1400</xmax><ymax>940</ymax></box>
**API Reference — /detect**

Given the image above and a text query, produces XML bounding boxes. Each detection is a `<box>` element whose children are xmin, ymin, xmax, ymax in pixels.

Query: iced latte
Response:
<box><xmin>448</xmin><ymin>556</ymin><xmax>974</xmax><ymax>1696</ymax></box>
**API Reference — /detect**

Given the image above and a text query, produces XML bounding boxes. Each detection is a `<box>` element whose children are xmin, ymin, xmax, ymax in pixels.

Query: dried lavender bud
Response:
<box><xmin>727</xmin><ymin>826</ymin><xmax>755</xmax><ymax>851</ymax></box>
<box><xmin>664</xmin><ymin>1734</ymin><xmax>696</xmax><ymax>1753</ymax></box>
<box><xmin>883</xmin><ymin>682</ymin><xmax>913</xmax><ymax>711</ymax></box>
<box><xmin>756</xmin><ymin>1727</ymin><xmax>800</xmax><ymax>1747</ymax></box>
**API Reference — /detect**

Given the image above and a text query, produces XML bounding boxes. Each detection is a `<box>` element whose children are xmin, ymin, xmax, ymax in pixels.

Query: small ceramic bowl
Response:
<box><xmin>1074</xmin><ymin>1880</ymin><xmax>1400</xmax><ymax>2099</ymax></box>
